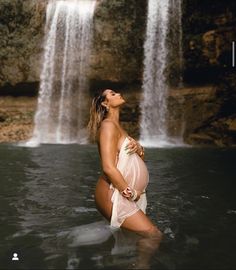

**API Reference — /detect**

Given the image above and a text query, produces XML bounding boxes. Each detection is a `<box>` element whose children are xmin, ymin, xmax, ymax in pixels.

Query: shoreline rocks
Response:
<box><xmin>0</xmin><ymin>96</ymin><xmax>36</xmax><ymax>143</ymax></box>
<box><xmin>0</xmin><ymin>85</ymin><xmax>235</xmax><ymax>146</ymax></box>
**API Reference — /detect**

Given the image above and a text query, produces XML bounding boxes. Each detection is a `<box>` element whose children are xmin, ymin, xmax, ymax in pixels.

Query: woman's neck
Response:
<box><xmin>106</xmin><ymin>108</ymin><xmax>120</xmax><ymax>123</ymax></box>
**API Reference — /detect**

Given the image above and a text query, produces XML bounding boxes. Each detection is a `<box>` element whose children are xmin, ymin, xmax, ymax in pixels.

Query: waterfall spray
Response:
<box><xmin>29</xmin><ymin>0</ymin><xmax>96</xmax><ymax>145</ymax></box>
<box><xmin>140</xmin><ymin>0</ymin><xmax>183</xmax><ymax>147</ymax></box>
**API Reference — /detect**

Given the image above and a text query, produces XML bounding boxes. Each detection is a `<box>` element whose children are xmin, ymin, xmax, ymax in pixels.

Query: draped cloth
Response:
<box><xmin>110</xmin><ymin>137</ymin><xmax>149</xmax><ymax>228</ymax></box>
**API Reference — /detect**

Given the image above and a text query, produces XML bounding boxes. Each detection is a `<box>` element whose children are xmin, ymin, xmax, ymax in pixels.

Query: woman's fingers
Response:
<box><xmin>125</xmin><ymin>138</ymin><xmax>140</xmax><ymax>154</ymax></box>
<box><xmin>125</xmin><ymin>141</ymin><xmax>135</xmax><ymax>151</ymax></box>
<box><xmin>127</xmin><ymin>135</ymin><xmax>133</xmax><ymax>141</ymax></box>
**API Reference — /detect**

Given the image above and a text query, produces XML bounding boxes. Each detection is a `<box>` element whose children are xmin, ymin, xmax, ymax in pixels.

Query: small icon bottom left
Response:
<box><xmin>12</xmin><ymin>253</ymin><xmax>19</xmax><ymax>261</ymax></box>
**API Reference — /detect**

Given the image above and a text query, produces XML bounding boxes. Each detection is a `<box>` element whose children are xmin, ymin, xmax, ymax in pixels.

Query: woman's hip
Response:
<box><xmin>95</xmin><ymin>176</ymin><xmax>113</xmax><ymax>220</ymax></box>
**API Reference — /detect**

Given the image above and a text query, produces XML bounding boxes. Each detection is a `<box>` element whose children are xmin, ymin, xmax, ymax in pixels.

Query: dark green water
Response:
<box><xmin>0</xmin><ymin>143</ymin><xmax>236</xmax><ymax>269</ymax></box>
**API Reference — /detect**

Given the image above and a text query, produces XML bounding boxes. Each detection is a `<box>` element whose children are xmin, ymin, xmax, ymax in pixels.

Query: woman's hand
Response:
<box><xmin>125</xmin><ymin>136</ymin><xmax>144</xmax><ymax>158</ymax></box>
<box><xmin>121</xmin><ymin>186</ymin><xmax>142</xmax><ymax>202</ymax></box>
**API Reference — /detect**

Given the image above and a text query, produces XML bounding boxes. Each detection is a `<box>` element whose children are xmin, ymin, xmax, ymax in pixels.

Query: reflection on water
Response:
<box><xmin>0</xmin><ymin>144</ymin><xmax>236</xmax><ymax>269</ymax></box>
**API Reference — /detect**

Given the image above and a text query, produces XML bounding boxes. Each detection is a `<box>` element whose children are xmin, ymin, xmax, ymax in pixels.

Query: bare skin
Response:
<box><xmin>94</xmin><ymin>89</ymin><xmax>163</xmax><ymax>268</ymax></box>
<box><xmin>95</xmin><ymin>89</ymin><xmax>162</xmax><ymax>238</ymax></box>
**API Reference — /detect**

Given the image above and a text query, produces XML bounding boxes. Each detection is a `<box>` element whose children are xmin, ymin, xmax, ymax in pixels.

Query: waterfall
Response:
<box><xmin>140</xmin><ymin>0</ymin><xmax>183</xmax><ymax>147</ymax></box>
<box><xmin>29</xmin><ymin>0</ymin><xmax>96</xmax><ymax>145</ymax></box>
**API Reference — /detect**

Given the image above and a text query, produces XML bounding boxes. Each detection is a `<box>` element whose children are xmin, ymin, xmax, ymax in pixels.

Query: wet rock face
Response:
<box><xmin>178</xmin><ymin>0</ymin><xmax>236</xmax><ymax>145</ymax></box>
<box><xmin>0</xmin><ymin>0</ymin><xmax>46</xmax><ymax>88</ymax></box>
<box><xmin>167</xmin><ymin>85</ymin><xmax>236</xmax><ymax>146</ymax></box>
<box><xmin>182</xmin><ymin>0</ymin><xmax>236</xmax><ymax>84</ymax></box>
<box><xmin>90</xmin><ymin>0</ymin><xmax>147</xmax><ymax>83</ymax></box>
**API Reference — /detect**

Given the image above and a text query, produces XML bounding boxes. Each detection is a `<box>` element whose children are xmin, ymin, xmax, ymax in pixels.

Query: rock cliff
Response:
<box><xmin>0</xmin><ymin>0</ymin><xmax>46</xmax><ymax>90</ymax></box>
<box><xmin>0</xmin><ymin>0</ymin><xmax>235</xmax><ymax>145</ymax></box>
<box><xmin>180</xmin><ymin>0</ymin><xmax>236</xmax><ymax>145</ymax></box>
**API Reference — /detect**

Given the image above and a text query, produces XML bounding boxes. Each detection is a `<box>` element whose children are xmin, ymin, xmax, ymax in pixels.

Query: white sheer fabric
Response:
<box><xmin>110</xmin><ymin>137</ymin><xmax>149</xmax><ymax>228</ymax></box>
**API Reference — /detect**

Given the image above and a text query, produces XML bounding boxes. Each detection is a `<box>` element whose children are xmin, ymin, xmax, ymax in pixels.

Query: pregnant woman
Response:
<box><xmin>88</xmin><ymin>89</ymin><xmax>162</xmax><ymax>243</ymax></box>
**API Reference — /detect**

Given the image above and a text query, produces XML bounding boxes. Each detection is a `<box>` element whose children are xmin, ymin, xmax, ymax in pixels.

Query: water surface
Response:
<box><xmin>0</xmin><ymin>144</ymin><xmax>236</xmax><ymax>269</ymax></box>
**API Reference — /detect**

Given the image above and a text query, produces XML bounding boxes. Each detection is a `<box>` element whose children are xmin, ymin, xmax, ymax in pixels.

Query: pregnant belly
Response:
<box><xmin>125</xmin><ymin>154</ymin><xmax>149</xmax><ymax>192</ymax></box>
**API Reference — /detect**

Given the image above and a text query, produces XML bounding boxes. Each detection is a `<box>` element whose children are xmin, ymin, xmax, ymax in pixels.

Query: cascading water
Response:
<box><xmin>140</xmin><ymin>0</ymin><xmax>183</xmax><ymax>147</ymax></box>
<box><xmin>28</xmin><ymin>0</ymin><xmax>96</xmax><ymax>145</ymax></box>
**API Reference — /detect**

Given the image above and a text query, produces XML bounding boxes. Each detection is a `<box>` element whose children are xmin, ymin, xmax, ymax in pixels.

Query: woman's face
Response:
<box><xmin>102</xmin><ymin>89</ymin><xmax>125</xmax><ymax>108</ymax></box>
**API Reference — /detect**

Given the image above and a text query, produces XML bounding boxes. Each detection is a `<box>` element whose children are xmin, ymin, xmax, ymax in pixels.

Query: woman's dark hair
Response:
<box><xmin>87</xmin><ymin>91</ymin><xmax>108</xmax><ymax>141</ymax></box>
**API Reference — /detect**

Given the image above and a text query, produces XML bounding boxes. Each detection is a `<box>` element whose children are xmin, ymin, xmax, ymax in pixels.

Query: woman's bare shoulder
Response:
<box><xmin>99</xmin><ymin>119</ymin><xmax>119</xmax><ymax>137</ymax></box>
<box><xmin>100</xmin><ymin>119</ymin><xmax>118</xmax><ymax>129</ymax></box>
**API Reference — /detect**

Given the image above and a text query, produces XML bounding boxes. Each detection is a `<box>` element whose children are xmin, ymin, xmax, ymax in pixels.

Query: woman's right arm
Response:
<box><xmin>98</xmin><ymin>121</ymin><xmax>129</xmax><ymax>192</ymax></box>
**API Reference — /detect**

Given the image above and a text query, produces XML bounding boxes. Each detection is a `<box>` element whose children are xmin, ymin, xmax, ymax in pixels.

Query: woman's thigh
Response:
<box><xmin>95</xmin><ymin>177</ymin><xmax>161</xmax><ymax>237</ymax></box>
<box><xmin>121</xmin><ymin>210</ymin><xmax>159</xmax><ymax>236</ymax></box>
